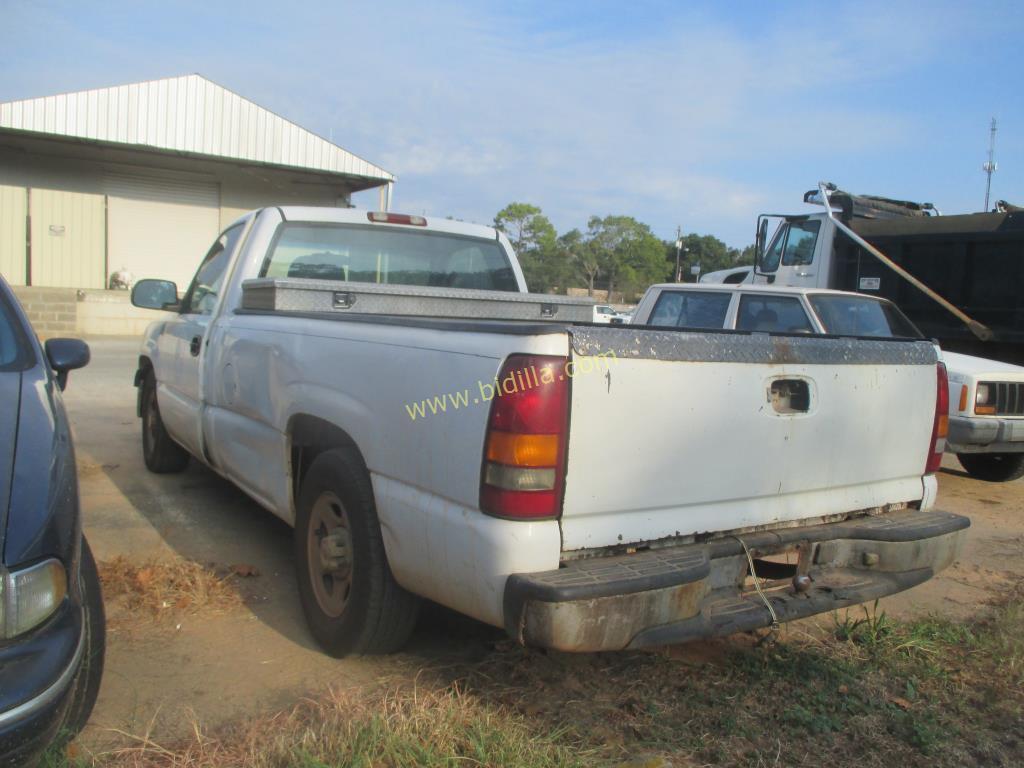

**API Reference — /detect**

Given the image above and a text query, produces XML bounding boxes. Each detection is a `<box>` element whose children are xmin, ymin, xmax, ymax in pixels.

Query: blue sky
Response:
<box><xmin>2</xmin><ymin>0</ymin><xmax>1022</xmax><ymax>247</ymax></box>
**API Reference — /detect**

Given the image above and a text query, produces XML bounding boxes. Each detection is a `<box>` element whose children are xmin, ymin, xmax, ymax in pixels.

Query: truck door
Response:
<box><xmin>158</xmin><ymin>225</ymin><xmax>246</xmax><ymax>459</ymax></box>
<box><xmin>755</xmin><ymin>215</ymin><xmax>829</xmax><ymax>288</ymax></box>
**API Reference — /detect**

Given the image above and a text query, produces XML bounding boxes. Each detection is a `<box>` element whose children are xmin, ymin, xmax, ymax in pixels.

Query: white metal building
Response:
<box><xmin>0</xmin><ymin>75</ymin><xmax>394</xmax><ymax>289</ymax></box>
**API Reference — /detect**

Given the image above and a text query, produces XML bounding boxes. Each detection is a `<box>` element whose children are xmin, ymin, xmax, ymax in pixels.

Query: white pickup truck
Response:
<box><xmin>129</xmin><ymin>207</ymin><xmax>968</xmax><ymax>656</ymax></box>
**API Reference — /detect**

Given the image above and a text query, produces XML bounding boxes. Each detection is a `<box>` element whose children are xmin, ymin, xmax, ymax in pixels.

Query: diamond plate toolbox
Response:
<box><xmin>241</xmin><ymin>277</ymin><xmax>597</xmax><ymax>322</ymax></box>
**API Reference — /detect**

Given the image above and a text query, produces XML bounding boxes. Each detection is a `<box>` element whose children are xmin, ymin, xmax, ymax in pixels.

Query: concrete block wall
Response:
<box><xmin>11</xmin><ymin>286</ymin><xmax>79</xmax><ymax>336</ymax></box>
<box><xmin>9</xmin><ymin>286</ymin><xmax>172</xmax><ymax>338</ymax></box>
<box><xmin>76</xmin><ymin>290</ymin><xmax>172</xmax><ymax>336</ymax></box>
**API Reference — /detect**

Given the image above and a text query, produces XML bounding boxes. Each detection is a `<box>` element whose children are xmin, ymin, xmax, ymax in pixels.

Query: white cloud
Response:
<box><xmin>273</xmin><ymin>0</ymin><xmax>969</xmax><ymax>243</ymax></box>
<box><xmin>2</xmin><ymin>0</ymin><xmax>1018</xmax><ymax>244</ymax></box>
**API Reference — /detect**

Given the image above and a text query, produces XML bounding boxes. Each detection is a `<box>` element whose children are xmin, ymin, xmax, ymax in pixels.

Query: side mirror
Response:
<box><xmin>131</xmin><ymin>279</ymin><xmax>180</xmax><ymax>311</ymax></box>
<box><xmin>755</xmin><ymin>218</ymin><xmax>768</xmax><ymax>267</ymax></box>
<box><xmin>44</xmin><ymin>338</ymin><xmax>90</xmax><ymax>391</ymax></box>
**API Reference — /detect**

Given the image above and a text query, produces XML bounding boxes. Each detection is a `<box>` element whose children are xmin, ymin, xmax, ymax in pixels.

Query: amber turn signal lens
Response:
<box><xmin>486</xmin><ymin>431</ymin><xmax>560</xmax><ymax>467</ymax></box>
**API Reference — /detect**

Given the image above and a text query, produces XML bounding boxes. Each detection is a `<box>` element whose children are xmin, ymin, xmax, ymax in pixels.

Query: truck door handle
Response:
<box><xmin>769</xmin><ymin>379</ymin><xmax>811</xmax><ymax>414</ymax></box>
<box><xmin>190</xmin><ymin>335</ymin><xmax>202</xmax><ymax>357</ymax></box>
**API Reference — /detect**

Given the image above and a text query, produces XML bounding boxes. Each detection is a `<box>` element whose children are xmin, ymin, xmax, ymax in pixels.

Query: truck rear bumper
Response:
<box><xmin>948</xmin><ymin>415</ymin><xmax>1024</xmax><ymax>453</ymax></box>
<box><xmin>503</xmin><ymin>509</ymin><xmax>969</xmax><ymax>652</ymax></box>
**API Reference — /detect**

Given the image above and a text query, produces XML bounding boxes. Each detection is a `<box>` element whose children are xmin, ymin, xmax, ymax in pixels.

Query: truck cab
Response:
<box><xmin>751</xmin><ymin>212</ymin><xmax>837</xmax><ymax>291</ymax></box>
<box><xmin>751</xmin><ymin>185</ymin><xmax>945</xmax><ymax>294</ymax></box>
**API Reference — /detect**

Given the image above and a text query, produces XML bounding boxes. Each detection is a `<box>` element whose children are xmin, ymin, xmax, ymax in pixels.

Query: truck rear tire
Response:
<box><xmin>140</xmin><ymin>373</ymin><xmax>189</xmax><ymax>474</ymax></box>
<box><xmin>294</xmin><ymin>448</ymin><xmax>420</xmax><ymax>657</ymax></box>
<box><xmin>957</xmin><ymin>452</ymin><xmax>1024</xmax><ymax>482</ymax></box>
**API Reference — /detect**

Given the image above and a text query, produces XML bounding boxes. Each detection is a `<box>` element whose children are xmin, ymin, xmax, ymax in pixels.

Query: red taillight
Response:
<box><xmin>366</xmin><ymin>212</ymin><xmax>427</xmax><ymax>226</ymax></box>
<box><xmin>926</xmin><ymin>362</ymin><xmax>949</xmax><ymax>474</ymax></box>
<box><xmin>480</xmin><ymin>355</ymin><xmax>569</xmax><ymax>520</ymax></box>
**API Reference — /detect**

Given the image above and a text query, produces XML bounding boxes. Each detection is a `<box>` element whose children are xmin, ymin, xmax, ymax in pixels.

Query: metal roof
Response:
<box><xmin>0</xmin><ymin>74</ymin><xmax>393</xmax><ymax>183</ymax></box>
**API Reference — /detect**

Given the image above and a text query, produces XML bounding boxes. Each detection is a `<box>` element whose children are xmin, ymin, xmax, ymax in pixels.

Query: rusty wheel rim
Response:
<box><xmin>307</xmin><ymin>491</ymin><xmax>353</xmax><ymax>619</ymax></box>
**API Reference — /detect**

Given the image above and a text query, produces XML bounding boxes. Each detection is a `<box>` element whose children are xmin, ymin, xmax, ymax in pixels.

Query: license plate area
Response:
<box><xmin>741</xmin><ymin>540</ymin><xmax>816</xmax><ymax>595</ymax></box>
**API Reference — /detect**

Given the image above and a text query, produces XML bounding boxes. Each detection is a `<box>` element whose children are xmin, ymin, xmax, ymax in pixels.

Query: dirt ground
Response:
<box><xmin>65</xmin><ymin>338</ymin><xmax>1024</xmax><ymax>750</ymax></box>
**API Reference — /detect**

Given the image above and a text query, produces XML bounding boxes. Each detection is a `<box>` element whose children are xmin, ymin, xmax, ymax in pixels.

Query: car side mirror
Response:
<box><xmin>131</xmin><ymin>279</ymin><xmax>180</xmax><ymax>311</ymax></box>
<box><xmin>44</xmin><ymin>338</ymin><xmax>90</xmax><ymax>391</ymax></box>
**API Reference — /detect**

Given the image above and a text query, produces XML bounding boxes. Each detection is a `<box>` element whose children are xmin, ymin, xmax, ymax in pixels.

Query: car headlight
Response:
<box><xmin>0</xmin><ymin>559</ymin><xmax>68</xmax><ymax>639</ymax></box>
<box><xmin>975</xmin><ymin>383</ymin><xmax>996</xmax><ymax>415</ymax></box>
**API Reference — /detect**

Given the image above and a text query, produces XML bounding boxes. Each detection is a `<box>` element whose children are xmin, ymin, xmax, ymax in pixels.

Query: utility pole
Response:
<box><xmin>983</xmin><ymin>117</ymin><xmax>998</xmax><ymax>212</ymax></box>
<box><xmin>674</xmin><ymin>225</ymin><xmax>683</xmax><ymax>283</ymax></box>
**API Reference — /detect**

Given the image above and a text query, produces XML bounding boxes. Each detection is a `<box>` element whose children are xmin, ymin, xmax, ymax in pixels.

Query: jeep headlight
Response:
<box><xmin>975</xmin><ymin>383</ymin><xmax>996</xmax><ymax>415</ymax></box>
<box><xmin>976</xmin><ymin>383</ymin><xmax>991</xmax><ymax>406</ymax></box>
<box><xmin>0</xmin><ymin>559</ymin><xmax>68</xmax><ymax>638</ymax></box>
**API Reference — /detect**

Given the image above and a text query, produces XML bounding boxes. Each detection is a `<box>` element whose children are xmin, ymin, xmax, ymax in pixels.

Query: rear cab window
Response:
<box><xmin>809</xmin><ymin>294</ymin><xmax>922</xmax><ymax>338</ymax></box>
<box><xmin>736</xmin><ymin>294</ymin><xmax>814</xmax><ymax>333</ymax></box>
<box><xmin>261</xmin><ymin>223</ymin><xmax>519</xmax><ymax>292</ymax></box>
<box><xmin>647</xmin><ymin>290</ymin><xmax>732</xmax><ymax>329</ymax></box>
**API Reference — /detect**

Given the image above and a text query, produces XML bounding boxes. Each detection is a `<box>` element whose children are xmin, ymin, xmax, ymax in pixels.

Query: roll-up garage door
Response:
<box><xmin>105</xmin><ymin>172</ymin><xmax>220</xmax><ymax>290</ymax></box>
<box><xmin>0</xmin><ymin>185</ymin><xmax>27</xmax><ymax>285</ymax></box>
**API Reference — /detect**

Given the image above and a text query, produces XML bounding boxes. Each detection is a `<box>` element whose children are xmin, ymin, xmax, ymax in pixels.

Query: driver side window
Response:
<box><xmin>181</xmin><ymin>225</ymin><xmax>244</xmax><ymax>315</ymax></box>
<box><xmin>781</xmin><ymin>221</ymin><xmax>820</xmax><ymax>266</ymax></box>
<box><xmin>761</xmin><ymin>224</ymin><xmax>788</xmax><ymax>273</ymax></box>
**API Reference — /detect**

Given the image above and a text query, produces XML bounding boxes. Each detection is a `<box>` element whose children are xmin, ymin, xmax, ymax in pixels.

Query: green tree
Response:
<box><xmin>586</xmin><ymin>215</ymin><xmax>667</xmax><ymax>300</ymax></box>
<box><xmin>665</xmin><ymin>233</ymin><xmax>755</xmax><ymax>281</ymax></box>
<box><xmin>558</xmin><ymin>228</ymin><xmax>601</xmax><ymax>295</ymax></box>
<box><xmin>493</xmin><ymin>203</ymin><xmax>558</xmax><ymax>292</ymax></box>
<box><xmin>543</xmin><ymin>229</ymin><xmax>577</xmax><ymax>293</ymax></box>
<box><xmin>492</xmin><ymin>203</ymin><xmax>754</xmax><ymax>295</ymax></box>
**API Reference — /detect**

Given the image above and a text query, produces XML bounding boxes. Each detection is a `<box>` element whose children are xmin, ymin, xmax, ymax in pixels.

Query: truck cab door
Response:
<box><xmin>754</xmin><ymin>215</ymin><xmax>828</xmax><ymax>288</ymax></box>
<box><xmin>158</xmin><ymin>225</ymin><xmax>246</xmax><ymax>459</ymax></box>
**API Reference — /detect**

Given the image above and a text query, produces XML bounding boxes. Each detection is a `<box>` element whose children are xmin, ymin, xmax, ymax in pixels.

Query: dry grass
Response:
<box><xmin>53</xmin><ymin>583</ymin><xmax>1024</xmax><ymax>768</ymax></box>
<box><xmin>98</xmin><ymin>556</ymin><xmax>243</xmax><ymax>621</ymax></box>
<box><xmin>60</xmin><ymin>683</ymin><xmax>593</xmax><ymax>768</ymax></box>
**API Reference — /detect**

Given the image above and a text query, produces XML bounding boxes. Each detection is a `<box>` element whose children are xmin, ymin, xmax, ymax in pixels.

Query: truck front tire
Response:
<box><xmin>957</xmin><ymin>452</ymin><xmax>1024</xmax><ymax>482</ymax></box>
<box><xmin>140</xmin><ymin>373</ymin><xmax>189</xmax><ymax>474</ymax></box>
<box><xmin>62</xmin><ymin>537</ymin><xmax>106</xmax><ymax>740</ymax></box>
<box><xmin>294</xmin><ymin>448</ymin><xmax>420</xmax><ymax>657</ymax></box>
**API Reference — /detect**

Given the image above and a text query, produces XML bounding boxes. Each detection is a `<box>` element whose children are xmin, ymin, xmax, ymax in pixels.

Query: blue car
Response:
<box><xmin>0</xmin><ymin>276</ymin><xmax>104</xmax><ymax>766</ymax></box>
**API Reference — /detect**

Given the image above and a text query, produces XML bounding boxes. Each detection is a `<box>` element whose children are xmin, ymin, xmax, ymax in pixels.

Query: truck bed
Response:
<box><xmin>838</xmin><ymin>209</ymin><xmax>1024</xmax><ymax>361</ymax></box>
<box><xmin>227</xmin><ymin>299</ymin><xmax>939</xmax><ymax>557</ymax></box>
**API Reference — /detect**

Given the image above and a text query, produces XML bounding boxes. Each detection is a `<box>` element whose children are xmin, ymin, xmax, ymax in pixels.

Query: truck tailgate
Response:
<box><xmin>560</xmin><ymin>327</ymin><xmax>938</xmax><ymax>552</ymax></box>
